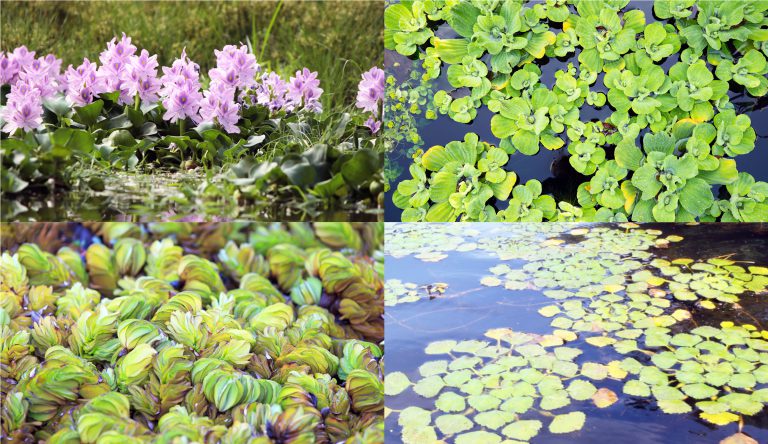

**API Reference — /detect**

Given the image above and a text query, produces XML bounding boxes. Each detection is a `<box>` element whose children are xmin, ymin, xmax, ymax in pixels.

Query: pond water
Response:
<box><xmin>385</xmin><ymin>223</ymin><xmax>768</xmax><ymax>443</ymax></box>
<box><xmin>1</xmin><ymin>170</ymin><xmax>381</xmax><ymax>222</ymax></box>
<box><xmin>384</xmin><ymin>0</ymin><xmax>768</xmax><ymax>221</ymax></box>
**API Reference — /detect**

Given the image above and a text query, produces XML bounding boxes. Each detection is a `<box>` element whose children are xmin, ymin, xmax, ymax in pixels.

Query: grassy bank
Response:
<box><xmin>1</xmin><ymin>0</ymin><xmax>383</xmax><ymax>111</ymax></box>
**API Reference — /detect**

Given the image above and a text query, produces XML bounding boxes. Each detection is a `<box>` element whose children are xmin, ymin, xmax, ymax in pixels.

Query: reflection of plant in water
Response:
<box><xmin>386</xmin><ymin>223</ymin><xmax>768</xmax><ymax>443</ymax></box>
<box><xmin>387</xmin><ymin>0</ymin><xmax>768</xmax><ymax>222</ymax></box>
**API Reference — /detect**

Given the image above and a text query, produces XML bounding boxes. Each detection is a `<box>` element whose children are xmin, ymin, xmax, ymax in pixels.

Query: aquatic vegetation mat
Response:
<box><xmin>0</xmin><ymin>222</ymin><xmax>384</xmax><ymax>442</ymax></box>
<box><xmin>385</xmin><ymin>223</ymin><xmax>768</xmax><ymax>443</ymax></box>
<box><xmin>386</xmin><ymin>0</ymin><xmax>768</xmax><ymax>222</ymax></box>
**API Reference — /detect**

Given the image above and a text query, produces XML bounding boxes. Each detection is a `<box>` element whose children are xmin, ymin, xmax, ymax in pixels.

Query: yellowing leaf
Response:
<box><xmin>591</xmin><ymin>388</ymin><xmax>618</xmax><ymax>408</ymax></box>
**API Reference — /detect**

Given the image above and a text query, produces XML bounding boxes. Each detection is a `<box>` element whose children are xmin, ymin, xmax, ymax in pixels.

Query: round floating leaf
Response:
<box><xmin>581</xmin><ymin>362</ymin><xmax>609</xmax><ymax>380</ymax></box>
<box><xmin>436</xmin><ymin>391</ymin><xmax>466</xmax><ymax>412</ymax></box>
<box><xmin>720</xmin><ymin>432</ymin><xmax>759</xmax><ymax>444</ymax></box>
<box><xmin>567</xmin><ymin>380</ymin><xmax>598</xmax><ymax>401</ymax></box>
<box><xmin>426</xmin><ymin>340</ymin><xmax>457</xmax><ymax>355</ymax></box>
<box><xmin>548</xmin><ymin>411</ymin><xmax>586</xmax><ymax>434</ymax></box>
<box><xmin>481</xmin><ymin>276</ymin><xmax>502</xmax><ymax>286</ymax></box>
<box><xmin>456</xmin><ymin>431</ymin><xmax>502</xmax><ymax>444</ymax></box>
<box><xmin>419</xmin><ymin>360</ymin><xmax>448</xmax><ymax>377</ymax></box>
<box><xmin>398</xmin><ymin>406</ymin><xmax>432</xmax><ymax>429</ymax></box>
<box><xmin>435</xmin><ymin>414</ymin><xmax>474</xmax><ymax>435</ymax></box>
<box><xmin>474</xmin><ymin>410</ymin><xmax>515</xmax><ymax>430</ymax></box>
<box><xmin>539</xmin><ymin>305</ymin><xmax>561</xmax><ymax>317</ymax></box>
<box><xmin>592</xmin><ymin>388</ymin><xmax>619</xmax><ymax>408</ymax></box>
<box><xmin>681</xmin><ymin>383</ymin><xmax>718</xmax><ymax>400</ymax></box>
<box><xmin>402</xmin><ymin>425</ymin><xmax>438</xmax><ymax>444</ymax></box>
<box><xmin>385</xmin><ymin>372</ymin><xmax>411</xmax><ymax>396</ymax></box>
<box><xmin>623</xmin><ymin>380</ymin><xmax>651</xmax><ymax>397</ymax></box>
<box><xmin>700</xmin><ymin>411</ymin><xmax>740</xmax><ymax>426</ymax></box>
<box><xmin>502</xmin><ymin>419</ymin><xmax>543</xmax><ymax>441</ymax></box>
<box><xmin>657</xmin><ymin>399</ymin><xmax>692</xmax><ymax>414</ymax></box>
<box><xmin>413</xmin><ymin>375</ymin><xmax>445</xmax><ymax>398</ymax></box>
<box><xmin>501</xmin><ymin>396</ymin><xmax>534</xmax><ymax>414</ymax></box>
<box><xmin>468</xmin><ymin>394</ymin><xmax>502</xmax><ymax>411</ymax></box>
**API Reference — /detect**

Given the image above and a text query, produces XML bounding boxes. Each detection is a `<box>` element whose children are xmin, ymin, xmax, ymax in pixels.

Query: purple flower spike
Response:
<box><xmin>253</xmin><ymin>72</ymin><xmax>289</xmax><ymax>112</ymax></box>
<box><xmin>126</xmin><ymin>49</ymin><xmax>161</xmax><ymax>105</ymax></box>
<box><xmin>356</xmin><ymin>66</ymin><xmax>384</xmax><ymax>116</ymax></box>
<box><xmin>65</xmin><ymin>58</ymin><xmax>104</xmax><ymax>106</ymax></box>
<box><xmin>163</xmin><ymin>84</ymin><xmax>202</xmax><ymax>123</ymax></box>
<box><xmin>160</xmin><ymin>49</ymin><xmax>203</xmax><ymax>123</ymax></box>
<box><xmin>2</xmin><ymin>83</ymin><xmax>43</xmax><ymax>134</ymax></box>
<box><xmin>214</xmin><ymin>44</ymin><xmax>259</xmax><ymax>90</ymax></box>
<box><xmin>199</xmin><ymin>82</ymin><xmax>240</xmax><ymax>133</ymax></box>
<box><xmin>287</xmin><ymin>68</ymin><xmax>323</xmax><ymax>113</ymax></box>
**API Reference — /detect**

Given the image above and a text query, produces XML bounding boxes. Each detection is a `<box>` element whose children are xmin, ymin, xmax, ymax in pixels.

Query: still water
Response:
<box><xmin>385</xmin><ymin>223</ymin><xmax>768</xmax><ymax>443</ymax></box>
<box><xmin>384</xmin><ymin>0</ymin><xmax>768</xmax><ymax>221</ymax></box>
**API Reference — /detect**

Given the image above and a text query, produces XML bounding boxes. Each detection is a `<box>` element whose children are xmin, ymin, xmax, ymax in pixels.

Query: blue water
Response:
<box><xmin>385</xmin><ymin>223</ymin><xmax>768</xmax><ymax>443</ymax></box>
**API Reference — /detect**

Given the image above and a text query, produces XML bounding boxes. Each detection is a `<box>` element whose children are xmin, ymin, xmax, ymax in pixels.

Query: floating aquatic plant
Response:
<box><xmin>387</xmin><ymin>0</ymin><xmax>768</xmax><ymax>222</ymax></box>
<box><xmin>386</xmin><ymin>223</ymin><xmax>768</xmax><ymax>443</ymax></box>
<box><xmin>0</xmin><ymin>222</ymin><xmax>384</xmax><ymax>443</ymax></box>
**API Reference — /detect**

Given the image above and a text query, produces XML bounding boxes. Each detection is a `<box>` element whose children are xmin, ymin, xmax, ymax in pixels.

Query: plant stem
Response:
<box><xmin>259</xmin><ymin>0</ymin><xmax>284</xmax><ymax>61</ymax></box>
<box><xmin>134</xmin><ymin>95</ymin><xmax>140</xmax><ymax>111</ymax></box>
<box><xmin>179</xmin><ymin>120</ymin><xmax>185</xmax><ymax>137</ymax></box>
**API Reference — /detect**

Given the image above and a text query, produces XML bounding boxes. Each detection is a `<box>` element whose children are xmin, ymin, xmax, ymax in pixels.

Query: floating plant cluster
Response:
<box><xmin>0</xmin><ymin>37</ymin><xmax>384</xmax><ymax>213</ymax></box>
<box><xmin>387</xmin><ymin>0</ymin><xmax>768</xmax><ymax>222</ymax></box>
<box><xmin>0</xmin><ymin>222</ymin><xmax>384</xmax><ymax>443</ymax></box>
<box><xmin>385</xmin><ymin>223</ymin><xmax>768</xmax><ymax>443</ymax></box>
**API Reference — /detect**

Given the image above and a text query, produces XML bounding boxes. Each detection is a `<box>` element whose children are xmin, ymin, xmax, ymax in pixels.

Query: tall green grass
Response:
<box><xmin>1</xmin><ymin>0</ymin><xmax>383</xmax><ymax>111</ymax></box>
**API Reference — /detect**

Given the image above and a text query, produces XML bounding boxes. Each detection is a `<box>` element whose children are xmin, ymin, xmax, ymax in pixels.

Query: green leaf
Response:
<box><xmin>548</xmin><ymin>411</ymin><xmax>586</xmax><ymax>434</ymax></box>
<box><xmin>435</xmin><ymin>391</ymin><xmax>466</xmax><ymax>412</ymax></box>
<box><xmin>502</xmin><ymin>419</ymin><xmax>543</xmax><ymax>441</ymax></box>
<box><xmin>435</xmin><ymin>414</ymin><xmax>474</xmax><ymax>435</ymax></box>
<box><xmin>73</xmin><ymin>100</ymin><xmax>104</xmax><ymax>126</ymax></box>
<box><xmin>341</xmin><ymin>149</ymin><xmax>380</xmax><ymax>188</ymax></box>
<box><xmin>413</xmin><ymin>375</ymin><xmax>445</xmax><ymax>398</ymax></box>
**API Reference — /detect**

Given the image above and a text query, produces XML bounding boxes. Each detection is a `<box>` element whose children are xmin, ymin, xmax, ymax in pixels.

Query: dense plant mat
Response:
<box><xmin>0</xmin><ymin>222</ymin><xmax>384</xmax><ymax>443</ymax></box>
<box><xmin>385</xmin><ymin>223</ymin><xmax>768</xmax><ymax>443</ymax></box>
<box><xmin>386</xmin><ymin>0</ymin><xmax>768</xmax><ymax>222</ymax></box>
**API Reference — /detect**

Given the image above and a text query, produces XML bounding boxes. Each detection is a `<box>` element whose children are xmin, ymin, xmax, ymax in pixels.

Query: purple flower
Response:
<box><xmin>100</xmin><ymin>33</ymin><xmax>136</xmax><ymax>65</ymax></box>
<box><xmin>213</xmin><ymin>44</ymin><xmax>259</xmax><ymax>89</ymax></box>
<box><xmin>199</xmin><ymin>82</ymin><xmax>241</xmax><ymax>133</ymax></box>
<box><xmin>287</xmin><ymin>68</ymin><xmax>323</xmax><ymax>113</ymax></box>
<box><xmin>162</xmin><ymin>83</ymin><xmax>202</xmax><ymax>123</ymax></box>
<box><xmin>65</xmin><ymin>58</ymin><xmax>104</xmax><ymax>106</ymax></box>
<box><xmin>364</xmin><ymin>116</ymin><xmax>381</xmax><ymax>134</ymax></box>
<box><xmin>160</xmin><ymin>49</ymin><xmax>203</xmax><ymax>124</ymax></box>
<box><xmin>160</xmin><ymin>49</ymin><xmax>201</xmax><ymax>103</ymax></box>
<box><xmin>98</xmin><ymin>34</ymin><xmax>138</xmax><ymax>105</ymax></box>
<box><xmin>17</xmin><ymin>55</ymin><xmax>63</xmax><ymax>100</ymax></box>
<box><xmin>126</xmin><ymin>49</ymin><xmax>160</xmax><ymax>104</ymax></box>
<box><xmin>0</xmin><ymin>52</ymin><xmax>18</xmax><ymax>84</ymax></box>
<box><xmin>2</xmin><ymin>83</ymin><xmax>43</xmax><ymax>134</ymax></box>
<box><xmin>253</xmin><ymin>72</ymin><xmax>289</xmax><ymax>112</ymax></box>
<box><xmin>8</xmin><ymin>46</ymin><xmax>35</xmax><ymax>82</ymax></box>
<box><xmin>356</xmin><ymin>66</ymin><xmax>384</xmax><ymax>115</ymax></box>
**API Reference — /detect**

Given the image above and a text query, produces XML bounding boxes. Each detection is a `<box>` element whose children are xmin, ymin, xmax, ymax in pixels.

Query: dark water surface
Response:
<box><xmin>385</xmin><ymin>224</ymin><xmax>768</xmax><ymax>443</ymax></box>
<box><xmin>385</xmin><ymin>0</ymin><xmax>768</xmax><ymax>221</ymax></box>
<box><xmin>1</xmin><ymin>170</ymin><xmax>381</xmax><ymax>222</ymax></box>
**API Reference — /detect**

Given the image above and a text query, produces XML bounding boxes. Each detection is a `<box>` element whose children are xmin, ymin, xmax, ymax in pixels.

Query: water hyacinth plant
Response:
<box><xmin>0</xmin><ymin>33</ymin><xmax>385</xmax><ymax>220</ymax></box>
<box><xmin>0</xmin><ymin>222</ymin><xmax>384</xmax><ymax>443</ymax></box>
<box><xmin>386</xmin><ymin>0</ymin><xmax>768</xmax><ymax>222</ymax></box>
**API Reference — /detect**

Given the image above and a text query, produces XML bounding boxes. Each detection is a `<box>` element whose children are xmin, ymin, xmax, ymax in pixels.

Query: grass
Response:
<box><xmin>1</xmin><ymin>0</ymin><xmax>383</xmax><ymax>111</ymax></box>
